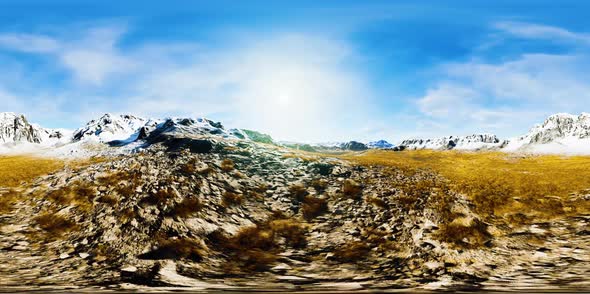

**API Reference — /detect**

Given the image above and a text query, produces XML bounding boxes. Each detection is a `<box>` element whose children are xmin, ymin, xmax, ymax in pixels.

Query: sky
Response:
<box><xmin>1</xmin><ymin>0</ymin><xmax>590</xmax><ymax>143</ymax></box>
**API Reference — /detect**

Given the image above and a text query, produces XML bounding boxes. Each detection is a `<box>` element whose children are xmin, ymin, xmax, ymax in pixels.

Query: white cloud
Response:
<box><xmin>0</xmin><ymin>33</ymin><xmax>61</xmax><ymax>53</ymax></box>
<box><xmin>417</xmin><ymin>53</ymin><xmax>590</xmax><ymax>137</ymax></box>
<box><xmin>0</xmin><ymin>25</ymin><xmax>132</xmax><ymax>85</ymax></box>
<box><xmin>494</xmin><ymin>21</ymin><xmax>590</xmax><ymax>45</ymax></box>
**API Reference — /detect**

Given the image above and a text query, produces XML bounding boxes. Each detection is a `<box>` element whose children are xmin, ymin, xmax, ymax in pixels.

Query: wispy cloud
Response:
<box><xmin>494</xmin><ymin>21</ymin><xmax>590</xmax><ymax>45</ymax></box>
<box><xmin>0</xmin><ymin>33</ymin><xmax>61</xmax><ymax>53</ymax></box>
<box><xmin>0</xmin><ymin>25</ymin><xmax>132</xmax><ymax>85</ymax></box>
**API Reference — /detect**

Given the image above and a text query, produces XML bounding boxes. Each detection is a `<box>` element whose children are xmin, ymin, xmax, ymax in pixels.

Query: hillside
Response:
<box><xmin>0</xmin><ymin>134</ymin><xmax>589</xmax><ymax>291</ymax></box>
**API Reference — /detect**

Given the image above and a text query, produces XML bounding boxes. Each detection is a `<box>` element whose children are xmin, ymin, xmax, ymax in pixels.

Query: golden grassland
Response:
<box><xmin>0</xmin><ymin>155</ymin><xmax>104</xmax><ymax>213</ymax></box>
<box><xmin>338</xmin><ymin>150</ymin><xmax>590</xmax><ymax>223</ymax></box>
<box><xmin>0</xmin><ymin>155</ymin><xmax>65</xmax><ymax>187</ymax></box>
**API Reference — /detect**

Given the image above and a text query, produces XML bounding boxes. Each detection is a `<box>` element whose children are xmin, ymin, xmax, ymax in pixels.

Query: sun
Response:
<box><xmin>276</xmin><ymin>93</ymin><xmax>291</xmax><ymax>108</ymax></box>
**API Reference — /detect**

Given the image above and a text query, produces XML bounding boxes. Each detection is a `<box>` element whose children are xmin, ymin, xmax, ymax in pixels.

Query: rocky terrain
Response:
<box><xmin>1</xmin><ymin>131</ymin><xmax>589</xmax><ymax>292</ymax></box>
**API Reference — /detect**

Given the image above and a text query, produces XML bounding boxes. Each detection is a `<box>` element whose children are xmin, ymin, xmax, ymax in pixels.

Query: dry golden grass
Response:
<box><xmin>0</xmin><ymin>189</ymin><xmax>20</xmax><ymax>213</ymax></box>
<box><xmin>169</xmin><ymin>197</ymin><xmax>202</xmax><ymax>217</ymax></box>
<box><xmin>365</xmin><ymin>195</ymin><xmax>387</xmax><ymax>209</ymax></box>
<box><xmin>301</xmin><ymin>196</ymin><xmax>329</xmax><ymax>220</ymax></box>
<box><xmin>220</xmin><ymin>159</ymin><xmax>235</xmax><ymax>172</ymax></box>
<box><xmin>339</xmin><ymin>150</ymin><xmax>590</xmax><ymax>223</ymax></box>
<box><xmin>341</xmin><ymin>179</ymin><xmax>363</xmax><ymax>199</ymax></box>
<box><xmin>34</xmin><ymin>212</ymin><xmax>78</xmax><ymax>238</ymax></box>
<box><xmin>332</xmin><ymin>241</ymin><xmax>371</xmax><ymax>263</ymax></box>
<box><xmin>207</xmin><ymin>217</ymin><xmax>307</xmax><ymax>272</ymax></box>
<box><xmin>0</xmin><ymin>155</ymin><xmax>64</xmax><ymax>187</ymax></box>
<box><xmin>221</xmin><ymin>191</ymin><xmax>244</xmax><ymax>207</ymax></box>
<box><xmin>288</xmin><ymin>184</ymin><xmax>308</xmax><ymax>201</ymax></box>
<box><xmin>140</xmin><ymin>236</ymin><xmax>205</xmax><ymax>262</ymax></box>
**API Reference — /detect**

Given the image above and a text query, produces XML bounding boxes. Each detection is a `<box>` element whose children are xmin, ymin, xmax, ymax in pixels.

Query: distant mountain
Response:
<box><xmin>3</xmin><ymin>111</ymin><xmax>590</xmax><ymax>156</ymax></box>
<box><xmin>399</xmin><ymin>134</ymin><xmax>507</xmax><ymax>151</ymax></box>
<box><xmin>0</xmin><ymin>112</ymin><xmax>67</xmax><ymax>146</ymax></box>
<box><xmin>311</xmin><ymin>141</ymin><xmax>368</xmax><ymax>151</ymax></box>
<box><xmin>340</xmin><ymin>141</ymin><xmax>368</xmax><ymax>151</ymax></box>
<box><xmin>367</xmin><ymin>140</ymin><xmax>395</xmax><ymax>149</ymax></box>
<box><xmin>504</xmin><ymin>113</ymin><xmax>590</xmax><ymax>154</ymax></box>
<box><xmin>72</xmin><ymin>114</ymin><xmax>147</xmax><ymax>142</ymax></box>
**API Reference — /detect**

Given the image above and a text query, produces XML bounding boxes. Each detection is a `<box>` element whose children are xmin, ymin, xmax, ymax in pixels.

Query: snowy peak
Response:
<box><xmin>0</xmin><ymin>112</ymin><xmax>44</xmax><ymax>144</ymax></box>
<box><xmin>139</xmin><ymin>117</ymin><xmax>233</xmax><ymax>141</ymax></box>
<box><xmin>73</xmin><ymin>113</ymin><xmax>147</xmax><ymax>142</ymax></box>
<box><xmin>400</xmin><ymin>133</ymin><xmax>505</xmax><ymax>151</ymax></box>
<box><xmin>367</xmin><ymin>140</ymin><xmax>395</xmax><ymax>149</ymax></box>
<box><xmin>503</xmin><ymin>112</ymin><xmax>590</xmax><ymax>154</ymax></box>
<box><xmin>519</xmin><ymin>113</ymin><xmax>590</xmax><ymax>144</ymax></box>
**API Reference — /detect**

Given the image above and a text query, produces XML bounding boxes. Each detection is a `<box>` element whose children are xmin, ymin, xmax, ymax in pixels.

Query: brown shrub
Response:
<box><xmin>180</xmin><ymin>158</ymin><xmax>198</xmax><ymax>174</ymax></box>
<box><xmin>34</xmin><ymin>212</ymin><xmax>77</xmax><ymax>237</ymax></box>
<box><xmin>269</xmin><ymin>219</ymin><xmax>308</xmax><ymax>248</ymax></box>
<box><xmin>289</xmin><ymin>184</ymin><xmax>308</xmax><ymax>201</ymax></box>
<box><xmin>342</xmin><ymin>179</ymin><xmax>362</xmax><ymax>199</ymax></box>
<box><xmin>44</xmin><ymin>182</ymin><xmax>95</xmax><ymax>212</ymax></box>
<box><xmin>247</xmin><ymin>190</ymin><xmax>265</xmax><ymax>201</ymax></box>
<box><xmin>220</xmin><ymin>159</ymin><xmax>235</xmax><ymax>172</ymax></box>
<box><xmin>255</xmin><ymin>183</ymin><xmax>269</xmax><ymax>193</ymax></box>
<box><xmin>139</xmin><ymin>237</ymin><xmax>204</xmax><ymax>262</ymax></box>
<box><xmin>222</xmin><ymin>191</ymin><xmax>244</xmax><ymax>207</ymax></box>
<box><xmin>169</xmin><ymin>197</ymin><xmax>202</xmax><ymax>217</ymax></box>
<box><xmin>332</xmin><ymin>241</ymin><xmax>371</xmax><ymax>263</ymax></box>
<box><xmin>365</xmin><ymin>196</ymin><xmax>387</xmax><ymax>209</ymax></box>
<box><xmin>71</xmin><ymin>182</ymin><xmax>96</xmax><ymax>202</ymax></box>
<box><xmin>46</xmin><ymin>187</ymin><xmax>72</xmax><ymax>205</ymax></box>
<box><xmin>119</xmin><ymin>207</ymin><xmax>136</xmax><ymax>223</ymax></box>
<box><xmin>301</xmin><ymin>196</ymin><xmax>328</xmax><ymax>220</ymax></box>
<box><xmin>0</xmin><ymin>189</ymin><xmax>20</xmax><ymax>213</ymax></box>
<box><xmin>206</xmin><ymin>217</ymin><xmax>307</xmax><ymax>272</ymax></box>
<box><xmin>97</xmin><ymin>194</ymin><xmax>118</xmax><ymax>205</ymax></box>
<box><xmin>310</xmin><ymin>179</ymin><xmax>328</xmax><ymax>192</ymax></box>
<box><xmin>437</xmin><ymin>218</ymin><xmax>491</xmax><ymax>248</ymax></box>
<box><xmin>143</xmin><ymin>187</ymin><xmax>175</xmax><ymax>205</ymax></box>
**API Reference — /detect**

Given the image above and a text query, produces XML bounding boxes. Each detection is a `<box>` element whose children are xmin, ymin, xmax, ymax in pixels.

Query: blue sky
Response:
<box><xmin>1</xmin><ymin>1</ymin><xmax>590</xmax><ymax>142</ymax></box>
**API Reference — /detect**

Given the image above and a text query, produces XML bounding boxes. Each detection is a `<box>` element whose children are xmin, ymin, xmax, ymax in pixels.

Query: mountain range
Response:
<box><xmin>1</xmin><ymin>112</ymin><xmax>589</xmax><ymax>155</ymax></box>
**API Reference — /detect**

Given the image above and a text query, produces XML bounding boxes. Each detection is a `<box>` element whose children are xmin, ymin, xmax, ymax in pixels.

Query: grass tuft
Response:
<box><xmin>289</xmin><ymin>184</ymin><xmax>308</xmax><ymax>201</ymax></box>
<box><xmin>301</xmin><ymin>196</ymin><xmax>328</xmax><ymax>220</ymax></box>
<box><xmin>222</xmin><ymin>191</ymin><xmax>244</xmax><ymax>207</ymax></box>
<box><xmin>342</xmin><ymin>179</ymin><xmax>362</xmax><ymax>199</ymax></box>
<box><xmin>332</xmin><ymin>241</ymin><xmax>371</xmax><ymax>263</ymax></box>
<box><xmin>220</xmin><ymin>159</ymin><xmax>235</xmax><ymax>172</ymax></box>
<box><xmin>169</xmin><ymin>197</ymin><xmax>202</xmax><ymax>217</ymax></box>
<box><xmin>34</xmin><ymin>212</ymin><xmax>78</xmax><ymax>238</ymax></box>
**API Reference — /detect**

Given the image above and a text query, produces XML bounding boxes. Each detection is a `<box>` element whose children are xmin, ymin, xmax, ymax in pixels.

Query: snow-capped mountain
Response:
<box><xmin>136</xmin><ymin>117</ymin><xmax>239</xmax><ymax>144</ymax></box>
<box><xmin>0</xmin><ymin>112</ymin><xmax>68</xmax><ymax>146</ymax></box>
<box><xmin>3</xmin><ymin>111</ymin><xmax>590</xmax><ymax>156</ymax></box>
<box><xmin>399</xmin><ymin>134</ymin><xmax>507</xmax><ymax>151</ymax></box>
<box><xmin>311</xmin><ymin>141</ymin><xmax>369</xmax><ymax>151</ymax></box>
<box><xmin>367</xmin><ymin>140</ymin><xmax>395</xmax><ymax>149</ymax></box>
<box><xmin>72</xmin><ymin>114</ymin><xmax>147</xmax><ymax>143</ymax></box>
<box><xmin>0</xmin><ymin>112</ymin><xmax>45</xmax><ymax>144</ymax></box>
<box><xmin>504</xmin><ymin>113</ymin><xmax>590</xmax><ymax>154</ymax></box>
